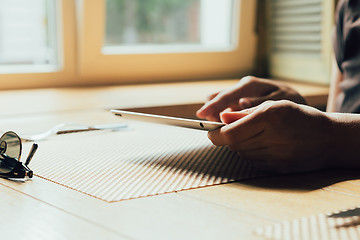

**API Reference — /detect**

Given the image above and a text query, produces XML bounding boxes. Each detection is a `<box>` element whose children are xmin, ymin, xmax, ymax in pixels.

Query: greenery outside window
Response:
<box><xmin>0</xmin><ymin>0</ymin><xmax>257</xmax><ymax>89</ymax></box>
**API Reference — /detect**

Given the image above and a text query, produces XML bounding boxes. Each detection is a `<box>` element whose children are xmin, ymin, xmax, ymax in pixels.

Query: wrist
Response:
<box><xmin>326</xmin><ymin>113</ymin><xmax>360</xmax><ymax>169</ymax></box>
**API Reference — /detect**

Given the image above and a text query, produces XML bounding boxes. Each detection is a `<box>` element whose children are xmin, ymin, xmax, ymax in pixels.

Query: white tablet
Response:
<box><xmin>110</xmin><ymin>109</ymin><xmax>224</xmax><ymax>131</ymax></box>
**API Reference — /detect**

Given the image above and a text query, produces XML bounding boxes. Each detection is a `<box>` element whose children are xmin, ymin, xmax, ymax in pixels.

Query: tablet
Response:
<box><xmin>110</xmin><ymin>110</ymin><xmax>224</xmax><ymax>131</ymax></box>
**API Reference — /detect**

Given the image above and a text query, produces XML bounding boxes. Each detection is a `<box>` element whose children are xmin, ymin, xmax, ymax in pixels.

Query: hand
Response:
<box><xmin>208</xmin><ymin>100</ymin><xmax>335</xmax><ymax>174</ymax></box>
<box><xmin>196</xmin><ymin>76</ymin><xmax>306</xmax><ymax>122</ymax></box>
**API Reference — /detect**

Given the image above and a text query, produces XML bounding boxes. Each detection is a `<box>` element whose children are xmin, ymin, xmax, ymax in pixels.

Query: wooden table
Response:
<box><xmin>1</xmin><ymin>79</ymin><xmax>357</xmax><ymax>240</ymax></box>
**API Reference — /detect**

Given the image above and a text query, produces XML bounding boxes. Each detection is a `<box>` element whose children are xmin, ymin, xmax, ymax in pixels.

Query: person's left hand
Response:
<box><xmin>208</xmin><ymin>100</ymin><xmax>335</xmax><ymax>173</ymax></box>
<box><xmin>196</xmin><ymin>76</ymin><xmax>306</xmax><ymax>122</ymax></box>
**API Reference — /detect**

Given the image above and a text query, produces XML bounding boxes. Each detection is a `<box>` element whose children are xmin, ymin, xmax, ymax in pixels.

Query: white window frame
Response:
<box><xmin>0</xmin><ymin>0</ymin><xmax>76</xmax><ymax>89</ymax></box>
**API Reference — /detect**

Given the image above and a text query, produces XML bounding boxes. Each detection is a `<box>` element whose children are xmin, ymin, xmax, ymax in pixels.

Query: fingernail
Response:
<box><xmin>196</xmin><ymin>109</ymin><xmax>204</xmax><ymax>117</ymax></box>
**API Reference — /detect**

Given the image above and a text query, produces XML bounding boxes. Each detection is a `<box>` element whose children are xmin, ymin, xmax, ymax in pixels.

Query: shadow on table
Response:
<box><xmin>238</xmin><ymin>169</ymin><xmax>360</xmax><ymax>191</ymax></box>
<box><xmin>328</xmin><ymin>207</ymin><xmax>360</xmax><ymax>228</ymax></box>
<box><xmin>129</xmin><ymin>142</ymin><xmax>360</xmax><ymax>192</ymax></box>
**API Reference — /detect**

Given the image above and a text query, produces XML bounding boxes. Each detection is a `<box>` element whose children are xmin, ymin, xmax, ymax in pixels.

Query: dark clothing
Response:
<box><xmin>334</xmin><ymin>0</ymin><xmax>360</xmax><ymax>113</ymax></box>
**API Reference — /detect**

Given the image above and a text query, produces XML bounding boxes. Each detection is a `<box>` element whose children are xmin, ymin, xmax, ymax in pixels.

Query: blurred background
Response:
<box><xmin>0</xmin><ymin>0</ymin><xmax>336</xmax><ymax>89</ymax></box>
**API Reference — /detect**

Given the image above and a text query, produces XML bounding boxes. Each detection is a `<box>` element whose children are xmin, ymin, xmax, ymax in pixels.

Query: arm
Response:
<box><xmin>326</xmin><ymin>57</ymin><xmax>343</xmax><ymax>112</ymax></box>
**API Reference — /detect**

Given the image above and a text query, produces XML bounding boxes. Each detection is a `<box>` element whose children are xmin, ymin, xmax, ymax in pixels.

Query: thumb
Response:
<box><xmin>220</xmin><ymin>108</ymin><xmax>256</xmax><ymax>124</ymax></box>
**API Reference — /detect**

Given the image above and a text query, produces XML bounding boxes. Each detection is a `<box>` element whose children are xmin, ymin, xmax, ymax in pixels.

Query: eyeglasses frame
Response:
<box><xmin>0</xmin><ymin>131</ymin><xmax>38</xmax><ymax>179</ymax></box>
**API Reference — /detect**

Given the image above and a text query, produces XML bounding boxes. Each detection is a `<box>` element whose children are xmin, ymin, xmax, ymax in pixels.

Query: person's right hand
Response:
<box><xmin>207</xmin><ymin>100</ymin><xmax>335</xmax><ymax>174</ymax></box>
<box><xmin>196</xmin><ymin>76</ymin><xmax>307</xmax><ymax>122</ymax></box>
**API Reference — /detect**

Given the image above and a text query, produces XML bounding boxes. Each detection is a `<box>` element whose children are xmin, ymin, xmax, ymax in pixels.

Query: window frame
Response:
<box><xmin>0</xmin><ymin>0</ymin><xmax>76</xmax><ymax>90</ymax></box>
<box><xmin>0</xmin><ymin>0</ymin><xmax>258</xmax><ymax>89</ymax></box>
<box><xmin>77</xmin><ymin>0</ymin><xmax>258</xmax><ymax>85</ymax></box>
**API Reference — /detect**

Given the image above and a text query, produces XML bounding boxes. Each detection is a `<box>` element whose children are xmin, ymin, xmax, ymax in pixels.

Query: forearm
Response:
<box><xmin>327</xmin><ymin>112</ymin><xmax>360</xmax><ymax>168</ymax></box>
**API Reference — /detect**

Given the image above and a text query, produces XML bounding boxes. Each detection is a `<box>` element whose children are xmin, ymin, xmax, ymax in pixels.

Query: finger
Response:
<box><xmin>196</xmin><ymin>109</ymin><xmax>221</xmax><ymax>122</ymax></box>
<box><xmin>199</xmin><ymin>78</ymin><xmax>280</xmax><ymax>117</ymax></box>
<box><xmin>238</xmin><ymin>98</ymin><xmax>252</xmax><ymax>109</ymax></box>
<box><xmin>238</xmin><ymin>90</ymin><xmax>283</xmax><ymax>109</ymax></box>
<box><xmin>236</xmin><ymin>76</ymin><xmax>279</xmax><ymax>97</ymax></box>
<box><xmin>207</xmin><ymin>128</ymin><xmax>227</xmax><ymax>146</ymax></box>
<box><xmin>196</xmin><ymin>92</ymin><xmax>240</xmax><ymax>120</ymax></box>
<box><xmin>226</xmin><ymin>130</ymin><xmax>266</xmax><ymax>152</ymax></box>
<box><xmin>197</xmin><ymin>77</ymin><xmax>280</xmax><ymax>120</ymax></box>
<box><xmin>197</xmin><ymin>77</ymin><xmax>258</xmax><ymax>119</ymax></box>
<box><xmin>206</xmin><ymin>92</ymin><xmax>219</xmax><ymax>101</ymax></box>
<box><xmin>208</xmin><ymin>108</ymin><xmax>265</xmax><ymax>146</ymax></box>
<box><xmin>220</xmin><ymin>109</ymin><xmax>253</xmax><ymax>124</ymax></box>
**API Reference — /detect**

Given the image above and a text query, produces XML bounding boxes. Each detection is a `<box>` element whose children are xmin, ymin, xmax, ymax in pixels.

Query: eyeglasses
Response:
<box><xmin>0</xmin><ymin>131</ymin><xmax>38</xmax><ymax>179</ymax></box>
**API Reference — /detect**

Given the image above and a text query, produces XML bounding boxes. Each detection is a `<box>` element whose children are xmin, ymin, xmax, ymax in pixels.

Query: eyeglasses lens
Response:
<box><xmin>0</xmin><ymin>132</ymin><xmax>21</xmax><ymax>174</ymax></box>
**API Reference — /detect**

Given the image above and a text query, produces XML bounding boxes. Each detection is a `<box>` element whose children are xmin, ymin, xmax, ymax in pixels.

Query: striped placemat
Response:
<box><xmin>256</xmin><ymin>206</ymin><xmax>360</xmax><ymax>240</ymax></box>
<box><xmin>29</xmin><ymin>122</ymin><xmax>265</xmax><ymax>202</ymax></box>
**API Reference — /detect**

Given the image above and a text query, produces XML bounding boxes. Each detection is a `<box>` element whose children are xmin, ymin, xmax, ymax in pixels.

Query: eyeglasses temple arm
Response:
<box><xmin>25</xmin><ymin>143</ymin><xmax>38</xmax><ymax>166</ymax></box>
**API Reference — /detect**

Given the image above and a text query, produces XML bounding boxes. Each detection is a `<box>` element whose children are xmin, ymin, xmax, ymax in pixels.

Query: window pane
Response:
<box><xmin>0</xmin><ymin>0</ymin><xmax>59</xmax><ymax>72</ymax></box>
<box><xmin>104</xmin><ymin>0</ymin><xmax>235</xmax><ymax>54</ymax></box>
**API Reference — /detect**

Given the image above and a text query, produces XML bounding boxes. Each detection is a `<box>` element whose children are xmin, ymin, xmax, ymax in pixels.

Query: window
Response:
<box><xmin>0</xmin><ymin>0</ymin><xmax>76</xmax><ymax>89</ymax></box>
<box><xmin>104</xmin><ymin>0</ymin><xmax>235</xmax><ymax>54</ymax></box>
<box><xmin>0</xmin><ymin>0</ymin><xmax>257</xmax><ymax>89</ymax></box>
<box><xmin>79</xmin><ymin>0</ymin><xmax>257</xmax><ymax>85</ymax></box>
<box><xmin>0</xmin><ymin>0</ymin><xmax>58</xmax><ymax>72</ymax></box>
<box><xmin>267</xmin><ymin>0</ymin><xmax>335</xmax><ymax>84</ymax></box>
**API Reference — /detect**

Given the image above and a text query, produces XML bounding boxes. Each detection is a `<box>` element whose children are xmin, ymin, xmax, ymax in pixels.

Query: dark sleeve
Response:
<box><xmin>333</xmin><ymin>0</ymin><xmax>346</xmax><ymax>73</ymax></box>
<box><xmin>334</xmin><ymin>0</ymin><xmax>360</xmax><ymax>113</ymax></box>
